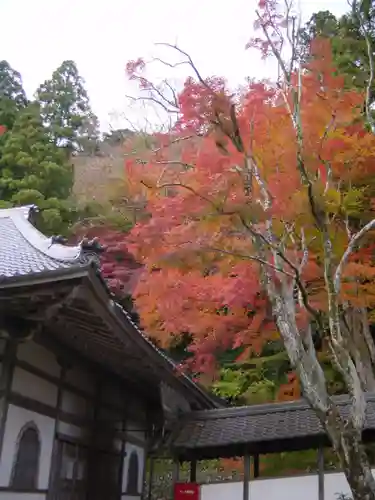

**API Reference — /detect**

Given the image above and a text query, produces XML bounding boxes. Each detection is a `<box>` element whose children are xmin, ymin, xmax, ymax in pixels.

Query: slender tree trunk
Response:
<box><xmin>343</xmin><ymin>447</ymin><xmax>375</xmax><ymax>500</ymax></box>
<box><xmin>341</xmin><ymin>308</ymin><xmax>375</xmax><ymax>391</ymax></box>
<box><xmin>269</xmin><ymin>286</ymin><xmax>375</xmax><ymax>500</ymax></box>
<box><xmin>324</xmin><ymin>411</ymin><xmax>375</xmax><ymax>500</ymax></box>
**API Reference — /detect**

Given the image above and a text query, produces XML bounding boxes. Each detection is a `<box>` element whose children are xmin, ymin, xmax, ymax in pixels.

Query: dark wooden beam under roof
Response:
<box><xmin>167</xmin><ymin>394</ymin><xmax>375</xmax><ymax>460</ymax></box>
<box><xmin>0</xmin><ymin>265</ymin><xmax>221</xmax><ymax>411</ymax></box>
<box><xmin>83</xmin><ymin>270</ymin><xmax>224</xmax><ymax>410</ymax></box>
<box><xmin>0</xmin><ymin>274</ymin><xmax>182</xmax><ymax>406</ymax></box>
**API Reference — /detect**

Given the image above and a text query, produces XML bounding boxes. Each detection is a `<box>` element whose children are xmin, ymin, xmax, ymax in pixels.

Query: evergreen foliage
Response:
<box><xmin>36</xmin><ymin>60</ymin><xmax>100</xmax><ymax>155</ymax></box>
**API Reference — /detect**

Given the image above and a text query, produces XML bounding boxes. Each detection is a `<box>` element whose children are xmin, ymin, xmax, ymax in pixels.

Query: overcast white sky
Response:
<box><xmin>1</xmin><ymin>0</ymin><xmax>348</xmax><ymax>131</ymax></box>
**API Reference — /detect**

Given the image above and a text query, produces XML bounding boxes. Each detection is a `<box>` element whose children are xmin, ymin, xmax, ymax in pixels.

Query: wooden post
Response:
<box><xmin>172</xmin><ymin>459</ymin><xmax>180</xmax><ymax>500</ymax></box>
<box><xmin>147</xmin><ymin>457</ymin><xmax>155</xmax><ymax>500</ymax></box>
<box><xmin>118</xmin><ymin>411</ymin><xmax>127</xmax><ymax>497</ymax></box>
<box><xmin>243</xmin><ymin>454</ymin><xmax>251</xmax><ymax>500</ymax></box>
<box><xmin>318</xmin><ymin>446</ymin><xmax>325</xmax><ymax>500</ymax></box>
<box><xmin>253</xmin><ymin>454</ymin><xmax>260</xmax><ymax>478</ymax></box>
<box><xmin>172</xmin><ymin>459</ymin><xmax>180</xmax><ymax>483</ymax></box>
<box><xmin>87</xmin><ymin>377</ymin><xmax>101</xmax><ymax>500</ymax></box>
<box><xmin>47</xmin><ymin>360</ymin><xmax>67</xmax><ymax>499</ymax></box>
<box><xmin>0</xmin><ymin>339</ymin><xmax>17</xmax><ymax>463</ymax></box>
<box><xmin>190</xmin><ymin>458</ymin><xmax>197</xmax><ymax>483</ymax></box>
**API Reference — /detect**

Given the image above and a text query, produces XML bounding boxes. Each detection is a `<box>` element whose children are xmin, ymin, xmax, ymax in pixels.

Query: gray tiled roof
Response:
<box><xmin>171</xmin><ymin>395</ymin><xmax>375</xmax><ymax>452</ymax></box>
<box><xmin>0</xmin><ymin>206</ymin><xmax>84</xmax><ymax>279</ymax></box>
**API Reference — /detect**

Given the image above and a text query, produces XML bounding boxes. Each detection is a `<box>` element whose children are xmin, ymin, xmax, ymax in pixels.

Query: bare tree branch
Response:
<box><xmin>153</xmin><ymin>160</ymin><xmax>195</xmax><ymax>170</ymax></box>
<box><xmin>334</xmin><ymin>218</ymin><xmax>375</xmax><ymax>293</ymax></box>
<box><xmin>152</xmin><ymin>134</ymin><xmax>198</xmax><ymax>154</ymax></box>
<box><xmin>125</xmin><ymin>94</ymin><xmax>179</xmax><ymax>115</ymax></box>
<box><xmin>155</xmin><ymin>42</ymin><xmax>213</xmax><ymax>92</ymax></box>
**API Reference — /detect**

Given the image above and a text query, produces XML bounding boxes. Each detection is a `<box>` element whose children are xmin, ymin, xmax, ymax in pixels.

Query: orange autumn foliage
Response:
<box><xmin>277</xmin><ymin>373</ymin><xmax>301</xmax><ymax>402</ymax></box>
<box><xmin>124</xmin><ymin>39</ymin><xmax>375</xmax><ymax>373</ymax></box>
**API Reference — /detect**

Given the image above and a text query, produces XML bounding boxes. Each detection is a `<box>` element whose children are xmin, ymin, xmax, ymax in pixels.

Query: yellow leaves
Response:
<box><xmin>329</xmin><ymin>228</ymin><xmax>349</xmax><ymax>261</ymax></box>
<box><xmin>324</xmin><ymin>187</ymin><xmax>341</xmax><ymax>214</ymax></box>
<box><xmin>309</xmin><ymin>182</ymin><xmax>341</xmax><ymax>217</ymax></box>
<box><xmin>342</xmin><ymin>188</ymin><xmax>364</xmax><ymax>217</ymax></box>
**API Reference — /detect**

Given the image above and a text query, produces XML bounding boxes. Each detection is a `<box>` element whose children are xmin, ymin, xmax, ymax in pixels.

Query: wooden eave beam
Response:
<box><xmin>84</xmin><ymin>269</ymin><xmax>220</xmax><ymax>410</ymax></box>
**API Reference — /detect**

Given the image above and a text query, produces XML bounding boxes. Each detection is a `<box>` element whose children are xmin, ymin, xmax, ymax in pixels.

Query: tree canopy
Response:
<box><xmin>0</xmin><ymin>102</ymin><xmax>74</xmax><ymax>233</ymax></box>
<box><xmin>299</xmin><ymin>1</ymin><xmax>375</xmax><ymax>106</ymax></box>
<box><xmin>36</xmin><ymin>60</ymin><xmax>100</xmax><ymax>155</ymax></box>
<box><xmin>126</xmin><ymin>39</ymin><xmax>375</xmax><ymax>370</ymax></box>
<box><xmin>0</xmin><ymin>59</ymin><xmax>100</xmax><ymax>234</ymax></box>
<box><xmin>0</xmin><ymin>60</ymin><xmax>28</xmax><ymax>130</ymax></box>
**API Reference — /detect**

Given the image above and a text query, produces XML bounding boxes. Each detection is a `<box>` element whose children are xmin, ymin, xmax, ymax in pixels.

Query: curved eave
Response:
<box><xmin>0</xmin><ymin>263</ymin><xmax>93</xmax><ymax>287</ymax></box>
<box><xmin>86</xmin><ymin>268</ymin><xmax>223</xmax><ymax>410</ymax></box>
<box><xmin>1</xmin><ymin>205</ymin><xmax>82</xmax><ymax>262</ymax></box>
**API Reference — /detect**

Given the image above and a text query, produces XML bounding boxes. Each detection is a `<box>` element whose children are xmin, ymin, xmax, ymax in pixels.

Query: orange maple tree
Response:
<box><xmin>125</xmin><ymin>39</ymin><xmax>375</xmax><ymax>368</ymax></box>
<box><xmin>123</xmin><ymin>0</ymin><xmax>375</xmax><ymax>495</ymax></box>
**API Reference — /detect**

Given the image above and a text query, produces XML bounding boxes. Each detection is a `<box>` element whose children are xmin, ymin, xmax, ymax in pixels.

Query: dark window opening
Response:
<box><xmin>11</xmin><ymin>424</ymin><xmax>40</xmax><ymax>490</ymax></box>
<box><xmin>126</xmin><ymin>450</ymin><xmax>139</xmax><ymax>494</ymax></box>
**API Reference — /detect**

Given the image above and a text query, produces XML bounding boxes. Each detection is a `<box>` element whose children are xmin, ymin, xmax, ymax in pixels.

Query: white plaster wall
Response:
<box><xmin>126</xmin><ymin>421</ymin><xmax>146</xmax><ymax>445</ymax></box>
<box><xmin>12</xmin><ymin>367</ymin><xmax>58</xmax><ymax>407</ymax></box>
<box><xmin>0</xmin><ymin>405</ymin><xmax>55</xmax><ymax>489</ymax></box>
<box><xmin>17</xmin><ymin>342</ymin><xmax>60</xmax><ymax>377</ymax></box>
<box><xmin>61</xmin><ymin>390</ymin><xmax>88</xmax><ymax>417</ymax></box>
<box><xmin>121</xmin><ymin>443</ymin><xmax>145</xmax><ymax>495</ymax></box>
<box><xmin>57</xmin><ymin>421</ymin><xmax>89</xmax><ymax>440</ymax></box>
<box><xmin>200</xmin><ymin>469</ymin><xmax>374</xmax><ymax>500</ymax></box>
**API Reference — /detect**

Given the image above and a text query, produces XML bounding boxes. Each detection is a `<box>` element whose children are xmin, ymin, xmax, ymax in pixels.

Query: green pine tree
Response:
<box><xmin>36</xmin><ymin>60</ymin><xmax>100</xmax><ymax>155</ymax></box>
<box><xmin>0</xmin><ymin>60</ymin><xmax>28</xmax><ymax>130</ymax></box>
<box><xmin>0</xmin><ymin>102</ymin><xmax>75</xmax><ymax>234</ymax></box>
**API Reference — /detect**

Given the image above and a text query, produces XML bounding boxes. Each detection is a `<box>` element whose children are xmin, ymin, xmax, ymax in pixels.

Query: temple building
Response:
<box><xmin>0</xmin><ymin>205</ymin><xmax>219</xmax><ymax>500</ymax></box>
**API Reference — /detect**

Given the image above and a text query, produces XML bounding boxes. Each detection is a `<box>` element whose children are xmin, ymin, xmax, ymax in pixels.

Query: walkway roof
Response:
<box><xmin>169</xmin><ymin>394</ymin><xmax>375</xmax><ymax>460</ymax></box>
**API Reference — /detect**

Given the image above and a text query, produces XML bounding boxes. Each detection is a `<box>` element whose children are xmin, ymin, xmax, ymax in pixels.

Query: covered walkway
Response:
<box><xmin>158</xmin><ymin>394</ymin><xmax>375</xmax><ymax>500</ymax></box>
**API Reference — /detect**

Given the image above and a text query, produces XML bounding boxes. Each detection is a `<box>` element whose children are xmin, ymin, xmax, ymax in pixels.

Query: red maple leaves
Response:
<box><xmin>120</xmin><ymin>0</ymin><xmax>375</xmax><ymax>380</ymax></box>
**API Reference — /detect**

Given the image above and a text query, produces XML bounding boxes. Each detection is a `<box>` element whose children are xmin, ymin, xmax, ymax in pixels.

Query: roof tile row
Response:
<box><xmin>172</xmin><ymin>395</ymin><xmax>375</xmax><ymax>451</ymax></box>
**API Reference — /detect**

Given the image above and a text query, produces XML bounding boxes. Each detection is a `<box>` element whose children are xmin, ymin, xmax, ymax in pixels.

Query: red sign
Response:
<box><xmin>174</xmin><ymin>482</ymin><xmax>200</xmax><ymax>500</ymax></box>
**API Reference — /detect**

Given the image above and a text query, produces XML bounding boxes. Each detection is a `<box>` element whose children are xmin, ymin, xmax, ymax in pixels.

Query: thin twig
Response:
<box><xmin>141</xmin><ymin>180</ymin><xmax>234</xmax><ymax>214</ymax></box>
<box><xmin>154</xmin><ymin>160</ymin><xmax>195</xmax><ymax>170</ymax></box>
<box><xmin>126</xmin><ymin>94</ymin><xmax>179</xmax><ymax>115</ymax></box>
<box><xmin>152</xmin><ymin>135</ymin><xmax>197</xmax><ymax>154</ymax></box>
<box><xmin>205</xmin><ymin>246</ymin><xmax>296</xmax><ymax>278</ymax></box>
